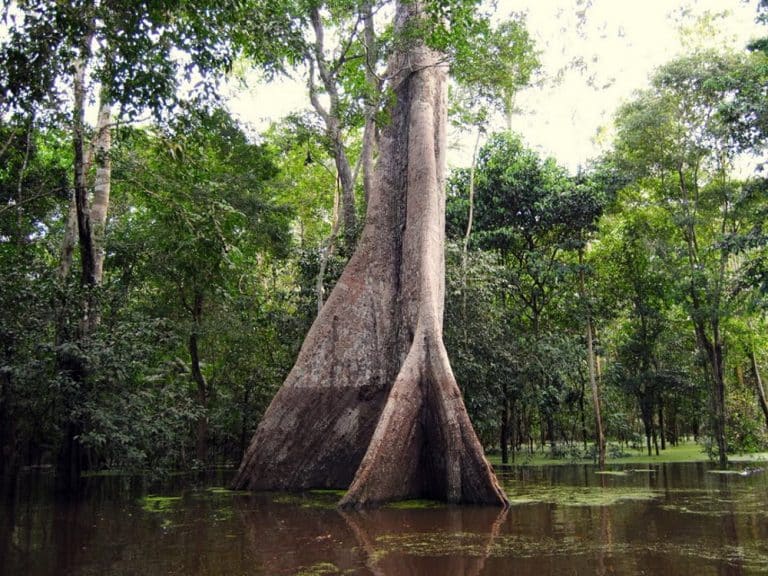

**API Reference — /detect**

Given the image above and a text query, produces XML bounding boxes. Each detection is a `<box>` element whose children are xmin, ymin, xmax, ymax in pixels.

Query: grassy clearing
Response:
<box><xmin>487</xmin><ymin>440</ymin><xmax>768</xmax><ymax>467</ymax></box>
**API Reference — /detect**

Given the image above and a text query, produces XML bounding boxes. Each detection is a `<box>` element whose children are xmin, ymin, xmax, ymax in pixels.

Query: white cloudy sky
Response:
<box><xmin>229</xmin><ymin>0</ymin><xmax>765</xmax><ymax>172</ymax></box>
<box><xmin>499</xmin><ymin>0</ymin><xmax>764</xmax><ymax>170</ymax></box>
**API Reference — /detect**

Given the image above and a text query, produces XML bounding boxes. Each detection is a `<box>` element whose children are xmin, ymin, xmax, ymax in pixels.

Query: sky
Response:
<box><xmin>229</xmin><ymin>0</ymin><xmax>765</xmax><ymax>172</ymax></box>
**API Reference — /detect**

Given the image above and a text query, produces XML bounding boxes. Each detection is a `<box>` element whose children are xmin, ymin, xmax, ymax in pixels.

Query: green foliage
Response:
<box><xmin>0</xmin><ymin>0</ymin><xmax>304</xmax><ymax>120</ymax></box>
<box><xmin>446</xmin><ymin>133</ymin><xmax>607</xmax><ymax>459</ymax></box>
<box><xmin>611</xmin><ymin>47</ymin><xmax>768</xmax><ymax>462</ymax></box>
<box><xmin>3</xmin><ymin>0</ymin><xmax>767</xmax><ymax>483</ymax></box>
<box><xmin>450</xmin><ymin>15</ymin><xmax>540</xmax><ymax>126</ymax></box>
<box><xmin>106</xmin><ymin>108</ymin><xmax>298</xmax><ymax>465</ymax></box>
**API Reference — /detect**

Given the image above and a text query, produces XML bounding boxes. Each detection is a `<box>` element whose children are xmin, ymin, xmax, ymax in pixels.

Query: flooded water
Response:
<box><xmin>2</xmin><ymin>462</ymin><xmax>767</xmax><ymax>575</ymax></box>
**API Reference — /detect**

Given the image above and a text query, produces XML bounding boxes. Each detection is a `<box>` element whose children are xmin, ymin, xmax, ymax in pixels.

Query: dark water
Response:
<box><xmin>2</xmin><ymin>462</ymin><xmax>767</xmax><ymax>575</ymax></box>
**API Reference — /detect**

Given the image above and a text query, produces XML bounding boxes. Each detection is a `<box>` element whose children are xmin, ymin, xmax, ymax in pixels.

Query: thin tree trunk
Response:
<box><xmin>579</xmin><ymin>248</ymin><xmax>605</xmax><ymax>467</ymax></box>
<box><xmin>56</xmin><ymin>28</ymin><xmax>95</xmax><ymax>492</ymax></box>
<box><xmin>461</xmin><ymin>128</ymin><xmax>482</xmax><ymax>339</ymax></box>
<box><xmin>510</xmin><ymin>398</ymin><xmax>517</xmax><ymax>463</ymax></box>
<box><xmin>695</xmin><ymin>322</ymin><xmax>727</xmax><ymax>466</ymax></box>
<box><xmin>360</xmin><ymin>0</ymin><xmax>380</xmax><ymax>210</ymax></box>
<box><xmin>234</xmin><ymin>1</ymin><xmax>506</xmax><ymax>508</ymax></box>
<box><xmin>58</xmin><ymin>195</ymin><xmax>79</xmax><ymax>281</ymax></box>
<box><xmin>500</xmin><ymin>384</ymin><xmax>509</xmax><ymax>464</ymax></box>
<box><xmin>645</xmin><ymin>426</ymin><xmax>652</xmax><ymax>457</ymax></box>
<box><xmin>239</xmin><ymin>386</ymin><xmax>251</xmax><ymax>459</ymax></box>
<box><xmin>58</xmin><ymin>119</ymin><xmax>96</xmax><ymax>280</ymax></box>
<box><xmin>750</xmin><ymin>349</ymin><xmax>768</xmax><ymax>430</ymax></box>
<box><xmin>670</xmin><ymin>401</ymin><xmax>679</xmax><ymax>446</ymax></box>
<box><xmin>316</xmin><ymin>176</ymin><xmax>341</xmax><ymax>314</ymax></box>
<box><xmin>579</xmin><ymin>370</ymin><xmax>588</xmax><ymax>451</ymax></box>
<box><xmin>189</xmin><ymin>292</ymin><xmax>208</xmax><ymax>463</ymax></box>
<box><xmin>308</xmin><ymin>8</ymin><xmax>357</xmax><ymax>248</ymax></box>
<box><xmin>15</xmin><ymin>118</ymin><xmax>33</xmax><ymax>241</ymax></box>
<box><xmin>586</xmin><ymin>316</ymin><xmax>605</xmax><ymax>466</ymax></box>
<box><xmin>91</xmin><ymin>96</ymin><xmax>111</xmax><ymax>285</ymax></box>
<box><xmin>640</xmin><ymin>399</ymin><xmax>653</xmax><ymax>457</ymax></box>
<box><xmin>658</xmin><ymin>400</ymin><xmax>666</xmax><ymax>451</ymax></box>
<box><xmin>0</xmin><ymin>369</ymin><xmax>15</xmax><ymax>477</ymax></box>
<box><xmin>73</xmin><ymin>54</ymin><xmax>96</xmax><ymax>293</ymax></box>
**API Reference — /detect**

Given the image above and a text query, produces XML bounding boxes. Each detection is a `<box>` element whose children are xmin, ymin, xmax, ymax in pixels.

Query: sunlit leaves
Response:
<box><xmin>0</xmin><ymin>0</ymin><xmax>305</xmax><ymax>121</ymax></box>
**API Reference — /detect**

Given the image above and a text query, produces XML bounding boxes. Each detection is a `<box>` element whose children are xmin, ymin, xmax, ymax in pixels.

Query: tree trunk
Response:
<box><xmin>0</xmin><ymin>368</ymin><xmax>16</xmax><ymax>477</ymax></box>
<box><xmin>189</xmin><ymin>292</ymin><xmax>208</xmax><ymax>463</ymax></box>
<box><xmin>58</xmin><ymin>194</ymin><xmax>79</xmax><ymax>281</ymax></box>
<box><xmin>316</xmin><ymin>177</ymin><xmax>341</xmax><ymax>314</ymax></box>
<box><xmin>578</xmin><ymin>370</ymin><xmax>588</xmax><ymax>451</ymax></box>
<box><xmin>461</xmin><ymin>128</ymin><xmax>481</xmax><ymax>339</ymax></box>
<box><xmin>669</xmin><ymin>401</ymin><xmax>679</xmax><ymax>446</ymax></box>
<box><xmin>308</xmin><ymin>8</ymin><xmax>357</xmax><ymax>249</ymax></box>
<box><xmin>640</xmin><ymin>398</ymin><xmax>653</xmax><ymax>457</ymax></box>
<box><xmin>56</xmin><ymin>33</ymin><xmax>95</xmax><ymax>492</ymax></box>
<box><xmin>658</xmin><ymin>400</ymin><xmax>666</xmax><ymax>451</ymax></box>
<box><xmin>91</xmin><ymin>96</ymin><xmax>111</xmax><ymax>285</ymax></box>
<box><xmin>233</xmin><ymin>1</ymin><xmax>506</xmax><ymax>508</ymax></box>
<box><xmin>510</xmin><ymin>398</ymin><xmax>517</xmax><ymax>463</ymax></box>
<box><xmin>73</xmin><ymin>56</ymin><xmax>96</xmax><ymax>293</ymax></box>
<box><xmin>579</xmin><ymin>248</ymin><xmax>604</xmax><ymax>468</ymax></box>
<box><xmin>360</xmin><ymin>0</ymin><xmax>380</xmax><ymax>209</ymax></box>
<box><xmin>500</xmin><ymin>386</ymin><xmax>510</xmax><ymax>465</ymax></box>
<box><xmin>750</xmin><ymin>349</ymin><xmax>768</xmax><ymax>430</ymax></box>
<box><xmin>695</xmin><ymin>321</ymin><xmax>727</xmax><ymax>466</ymax></box>
<box><xmin>586</xmin><ymin>315</ymin><xmax>605</xmax><ymax>467</ymax></box>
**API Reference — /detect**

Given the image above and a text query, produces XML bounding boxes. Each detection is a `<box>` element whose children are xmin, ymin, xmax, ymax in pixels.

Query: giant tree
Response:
<box><xmin>233</xmin><ymin>0</ymin><xmax>507</xmax><ymax>507</ymax></box>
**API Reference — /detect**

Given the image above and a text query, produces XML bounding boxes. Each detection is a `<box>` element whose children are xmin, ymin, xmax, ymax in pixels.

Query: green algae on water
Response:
<box><xmin>308</xmin><ymin>489</ymin><xmax>347</xmax><ymax>497</ymax></box>
<box><xmin>272</xmin><ymin>492</ymin><xmax>340</xmax><ymax>509</ymax></box>
<box><xmin>504</xmin><ymin>484</ymin><xmax>657</xmax><ymax>506</ymax></box>
<box><xmin>205</xmin><ymin>487</ymin><xmax>251</xmax><ymax>496</ymax></box>
<box><xmin>295</xmin><ymin>562</ymin><xmax>352</xmax><ymax>576</ymax></box>
<box><xmin>140</xmin><ymin>495</ymin><xmax>182</xmax><ymax>513</ymax></box>
<box><xmin>385</xmin><ymin>499</ymin><xmax>447</xmax><ymax>510</ymax></box>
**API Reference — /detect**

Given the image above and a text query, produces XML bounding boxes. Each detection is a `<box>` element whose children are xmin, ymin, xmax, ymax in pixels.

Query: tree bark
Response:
<box><xmin>360</xmin><ymin>0</ymin><xmax>380</xmax><ymax>209</ymax></box>
<box><xmin>234</xmin><ymin>1</ymin><xmax>506</xmax><ymax>508</ymax></box>
<box><xmin>579</xmin><ymin>248</ymin><xmax>605</xmax><ymax>468</ymax></box>
<box><xmin>56</xmin><ymin>26</ymin><xmax>95</xmax><ymax>492</ymax></box>
<box><xmin>658</xmin><ymin>400</ymin><xmax>666</xmax><ymax>451</ymax></box>
<box><xmin>73</xmin><ymin>53</ymin><xmax>96</xmax><ymax>292</ymax></box>
<box><xmin>640</xmin><ymin>397</ymin><xmax>653</xmax><ymax>457</ymax></box>
<box><xmin>750</xmin><ymin>349</ymin><xmax>768</xmax><ymax>430</ymax></box>
<box><xmin>694</xmin><ymin>321</ymin><xmax>727</xmax><ymax>466</ymax></box>
<box><xmin>308</xmin><ymin>8</ymin><xmax>357</xmax><ymax>248</ymax></box>
<box><xmin>0</xmin><ymin>368</ymin><xmax>16</xmax><ymax>477</ymax></box>
<box><xmin>461</xmin><ymin>128</ymin><xmax>481</xmax><ymax>340</ymax></box>
<box><xmin>91</xmin><ymin>97</ymin><xmax>111</xmax><ymax>285</ymax></box>
<box><xmin>316</xmin><ymin>176</ymin><xmax>341</xmax><ymax>314</ymax></box>
<box><xmin>58</xmin><ymin>194</ymin><xmax>79</xmax><ymax>282</ymax></box>
<box><xmin>500</xmin><ymin>387</ymin><xmax>510</xmax><ymax>465</ymax></box>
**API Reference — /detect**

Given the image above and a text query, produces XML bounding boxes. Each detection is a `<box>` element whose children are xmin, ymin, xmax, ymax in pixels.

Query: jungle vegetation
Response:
<box><xmin>1</xmin><ymin>0</ymin><xmax>767</xmax><ymax>492</ymax></box>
